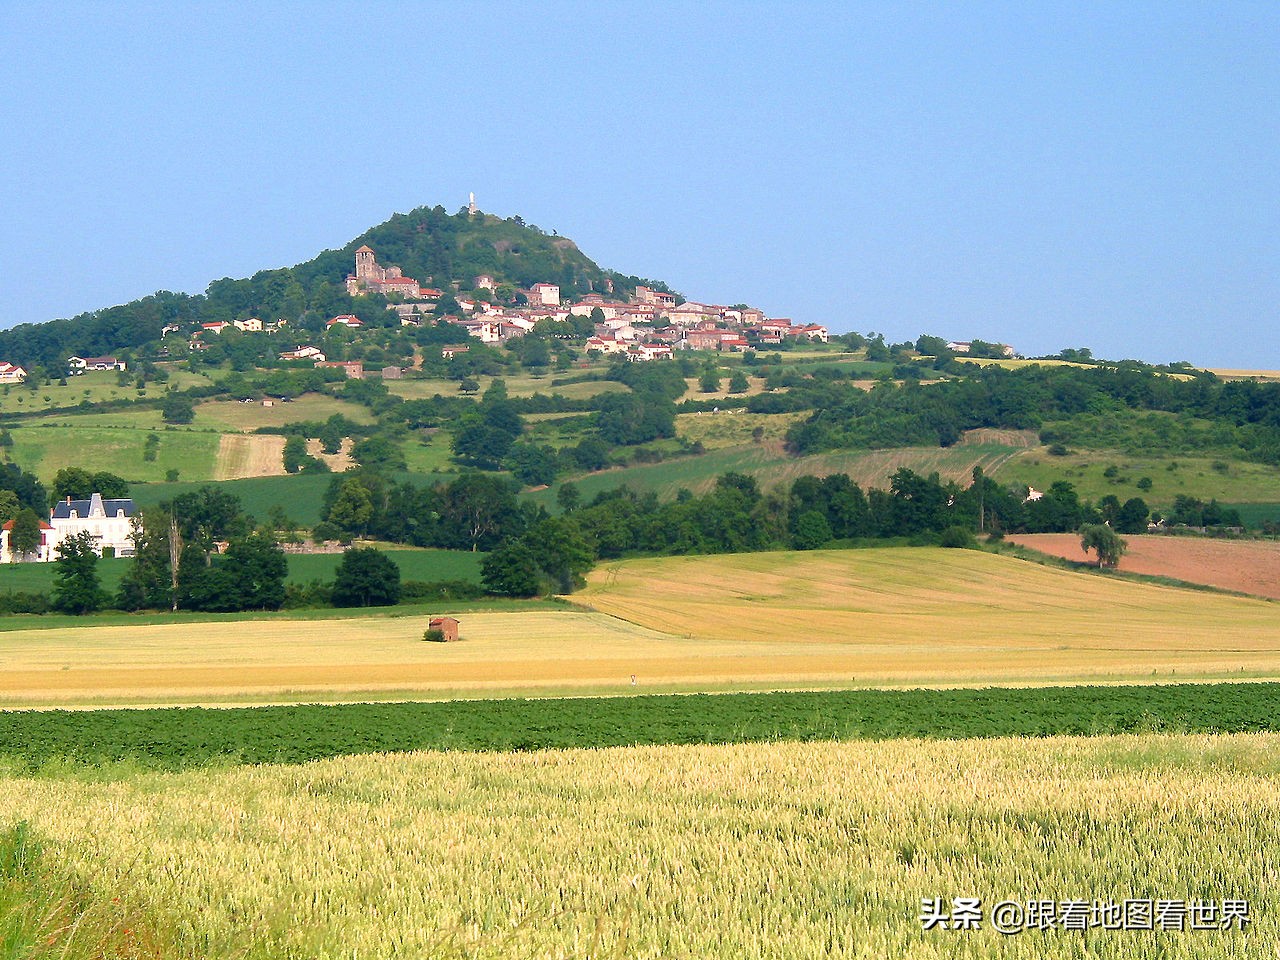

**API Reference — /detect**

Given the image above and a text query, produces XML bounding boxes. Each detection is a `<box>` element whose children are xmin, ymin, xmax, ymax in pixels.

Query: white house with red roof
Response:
<box><xmin>279</xmin><ymin>346</ymin><xmax>326</xmax><ymax>362</ymax></box>
<box><xmin>0</xmin><ymin>516</ymin><xmax>55</xmax><ymax>562</ymax></box>
<box><xmin>326</xmin><ymin>315</ymin><xmax>364</xmax><ymax>330</ymax></box>
<box><xmin>585</xmin><ymin>335</ymin><xmax>626</xmax><ymax>355</ymax></box>
<box><xmin>626</xmin><ymin>343</ymin><xmax>674</xmax><ymax>362</ymax></box>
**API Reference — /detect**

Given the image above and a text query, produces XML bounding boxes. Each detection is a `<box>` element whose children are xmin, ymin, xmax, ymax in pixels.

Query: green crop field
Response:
<box><xmin>4</xmin><ymin>683</ymin><xmax>1280</xmax><ymax>769</ymax></box>
<box><xmin>284</xmin><ymin>547</ymin><xmax>483</xmax><ymax>585</ymax></box>
<box><xmin>1222</xmin><ymin>502</ymin><xmax>1280</xmax><ymax>529</ymax></box>
<box><xmin>131</xmin><ymin>472</ymin><xmax>339</xmax><ymax>525</ymax></box>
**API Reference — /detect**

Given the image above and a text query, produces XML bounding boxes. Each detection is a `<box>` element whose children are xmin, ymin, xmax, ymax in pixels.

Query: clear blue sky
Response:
<box><xmin>1</xmin><ymin>2</ymin><xmax>1275</xmax><ymax>367</ymax></box>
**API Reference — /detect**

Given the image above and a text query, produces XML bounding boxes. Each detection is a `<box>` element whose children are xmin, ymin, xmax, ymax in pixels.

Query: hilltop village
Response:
<box><xmin>187</xmin><ymin>245</ymin><xmax>831</xmax><ymax>371</ymax></box>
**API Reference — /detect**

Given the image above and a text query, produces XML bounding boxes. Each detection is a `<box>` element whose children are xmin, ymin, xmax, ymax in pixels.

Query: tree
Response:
<box><xmin>220</xmin><ymin>531</ymin><xmax>287</xmax><ymax>610</ymax></box>
<box><xmin>556</xmin><ymin>482</ymin><xmax>581</xmax><ymax>513</ymax></box>
<box><xmin>0</xmin><ymin>490</ymin><xmax>20</xmax><ymax>526</ymax></box>
<box><xmin>1080</xmin><ymin>524</ymin><xmax>1127</xmax><ymax>569</ymax></box>
<box><xmin>793</xmin><ymin>510</ymin><xmax>833</xmax><ymax>550</ymax></box>
<box><xmin>1115</xmin><ymin>497</ymin><xmax>1150</xmax><ymax>535</ymax></box>
<box><xmin>698</xmin><ymin>368</ymin><xmax>721</xmax><ymax>393</ymax></box>
<box><xmin>161</xmin><ymin>394</ymin><xmax>195</xmax><ymax>424</ymax></box>
<box><xmin>331</xmin><ymin>547</ymin><xmax>401</xmax><ymax>607</ymax></box>
<box><xmin>51</xmin><ymin>532</ymin><xmax>105</xmax><ymax>614</ymax></box>
<box><xmin>481</xmin><ymin>542</ymin><xmax>542</xmax><ymax>597</ymax></box>
<box><xmin>9</xmin><ymin>508</ymin><xmax>42</xmax><ymax>561</ymax></box>
<box><xmin>728</xmin><ymin>371</ymin><xmax>749</xmax><ymax>393</ymax></box>
<box><xmin>51</xmin><ymin>468</ymin><xmax>129</xmax><ymax>502</ymax></box>
<box><xmin>283</xmin><ymin>435</ymin><xmax>309</xmax><ymax>473</ymax></box>
<box><xmin>326</xmin><ymin>478</ymin><xmax>374</xmax><ymax>538</ymax></box>
<box><xmin>435</xmin><ymin>473</ymin><xmax>523</xmax><ymax>551</ymax></box>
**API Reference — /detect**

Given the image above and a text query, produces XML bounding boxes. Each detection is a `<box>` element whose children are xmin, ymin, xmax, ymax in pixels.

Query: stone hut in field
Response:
<box><xmin>427</xmin><ymin>616</ymin><xmax>460</xmax><ymax>642</ymax></box>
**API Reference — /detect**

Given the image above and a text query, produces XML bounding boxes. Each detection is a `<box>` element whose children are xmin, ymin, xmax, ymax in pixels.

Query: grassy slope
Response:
<box><xmin>5</xmin><ymin>422</ymin><xmax>220</xmax><ymax>483</ymax></box>
<box><xmin>994</xmin><ymin>447</ymin><xmax>1280</xmax><ymax>505</ymax></box>
<box><xmin>532</xmin><ymin>440</ymin><xmax>1028</xmax><ymax>507</ymax></box>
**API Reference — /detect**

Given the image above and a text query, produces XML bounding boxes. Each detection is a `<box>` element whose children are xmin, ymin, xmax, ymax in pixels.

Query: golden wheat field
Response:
<box><xmin>3</xmin><ymin>733</ymin><xmax>1276</xmax><ymax>958</ymax></box>
<box><xmin>579</xmin><ymin>549</ymin><xmax>1280</xmax><ymax>685</ymax></box>
<box><xmin>9</xmin><ymin>549</ymin><xmax>1280</xmax><ymax>707</ymax></box>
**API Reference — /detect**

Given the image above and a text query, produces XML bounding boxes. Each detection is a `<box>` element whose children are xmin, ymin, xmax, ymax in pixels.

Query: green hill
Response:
<box><xmin>0</xmin><ymin>205</ymin><xmax>676</xmax><ymax>372</ymax></box>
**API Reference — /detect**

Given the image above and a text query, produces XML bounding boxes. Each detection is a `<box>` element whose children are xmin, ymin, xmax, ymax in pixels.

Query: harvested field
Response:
<box><xmin>1006</xmin><ymin>533</ymin><xmax>1280</xmax><ymax>600</ymax></box>
<box><xmin>16</xmin><ymin>548</ymin><xmax>1280</xmax><ymax>708</ymax></box>
<box><xmin>214</xmin><ymin>433</ymin><xmax>285</xmax><ymax>479</ymax></box>
<box><xmin>306</xmin><ymin>436</ymin><xmax>353</xmax><ymax>471</ymax></box>
<box><xmin>578</xmin><ymin>549</ymin><xmax>1280</xmax><ymax>685</ymax></box>
<box><xmin>0</xmin><ymin>611</ymin><xmax>689</xmax><ymax>707</ymax></box>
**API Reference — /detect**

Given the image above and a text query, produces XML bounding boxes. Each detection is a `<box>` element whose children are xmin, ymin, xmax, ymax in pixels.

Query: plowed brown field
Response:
<box><xmin>1006</xmin><ymin>534</ymin><xmax>1280</xmax><ymax>599</ymax></box>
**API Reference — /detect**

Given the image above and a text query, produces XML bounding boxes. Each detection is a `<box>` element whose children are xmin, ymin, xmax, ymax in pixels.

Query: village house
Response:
<box><xmin>279</xmin><ymin>346</ymin><xmax>326</xmax><ymax>362</ymax></box>
<box><xmin>67</xmin><ymin>356</ymin><xmax>126</xmax><ymax>373</ymax></box>
<box><xmin>634</xmin><ymin>286</ymin><xmax>677</xmax><ymax>310</ymax></box>
<box><xmin>326</xmin><ymin>315</ymin><xmax>364</xmax><ymax>330</ymax></box>
<box><xmin>529</xmin><ymin>282</ymin><xmax>560</xmax><ymax>307</ymax></box>
<box><xmin>793</xmin><ymin>323</ymin><xmax>829</xmax><ymax>342</ymax></box>
<box><xmin>0</xmin><ymin>516</ymin><xmax>56</xmax><ymax>563</ymax></box>
<box><xmin>234</xmin><ymin>317</ymin><xmax>263</xmax><ymax>332</ymax></box>
<box><xmin>441</xmin><ymin>344</ymin><xmax>469</xmax><ymax>359</ymax></box>
<box><xmin>946</xmin><ymin>341</ymin><xmax>1016</xmax><ymax>357</ymax></box>
<box><xmin>627</xmin><ymin>343</ymin><xmax>674</xmax><ymax>362</ymax></box>
<box><xmin>585</xmin><ymin>335</ymin><xmax>626</xmax><ymax>355</ymax></box>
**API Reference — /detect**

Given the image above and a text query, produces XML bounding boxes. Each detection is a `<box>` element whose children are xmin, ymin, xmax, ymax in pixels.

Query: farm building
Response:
<box><xmin>428</xmin><ymin>616</ymin><xmax>460</xmax><ymax>642</ymax></box>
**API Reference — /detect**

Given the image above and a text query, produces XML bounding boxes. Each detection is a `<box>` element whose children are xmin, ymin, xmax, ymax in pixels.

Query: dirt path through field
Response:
<box><xmin>215</xmin><ymin>434</ymin><xmax>286</xmax><ymax>480</ymax></box>
<box><xmin>1006</xmin><ymin>534</ymin><xmax>1280</xmax><ymax>600</ymax></box>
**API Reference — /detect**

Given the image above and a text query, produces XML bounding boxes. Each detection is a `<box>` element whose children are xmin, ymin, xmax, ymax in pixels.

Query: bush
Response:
<box><xmin>939</xmin><ymin>526</ymin><xmax>977</xmax><ymax>549</ymax></box>
<box><xmin>0</xmin><ymin>591</ymin><xmax>51</xmax><ymax>615</ymax></box>
<box><xmin>400</xmin><ymin>580</ymin><xmax>486</xmax><ymax>603</ymax></box>
<box><xmin>310</xmin><ymin>521</ymin><xmax>342</xmax><ymax>543</ymax></box>
<box><xmin>1047</xmin><ymin>443</ymin><xmax>1070</xmax><ymax>457</ymax></box>
<box><xmin>422</xmin><ymin>628</ymin><xmax>445</xmax><ymax>643</ymax></box>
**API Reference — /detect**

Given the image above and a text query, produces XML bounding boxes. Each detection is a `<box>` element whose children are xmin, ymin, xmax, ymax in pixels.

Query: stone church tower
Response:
<box><xmin>355</xmin><ymin>245</ymin><xmax>381</xmax><ymax>282</ymax></box>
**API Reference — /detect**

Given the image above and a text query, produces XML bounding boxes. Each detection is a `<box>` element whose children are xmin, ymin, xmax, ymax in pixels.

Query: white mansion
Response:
<box><xmin>0</xmin><ymin>493</ymin><xmax>137</xmax><ymax>563</ymax></box>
